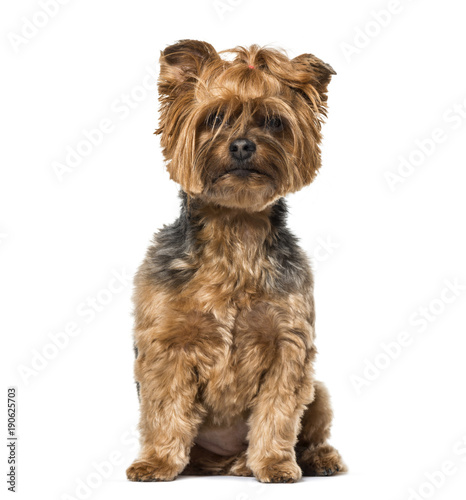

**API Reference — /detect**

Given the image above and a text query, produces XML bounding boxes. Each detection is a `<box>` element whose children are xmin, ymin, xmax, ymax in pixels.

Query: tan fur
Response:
<box><xmin>127</xmin><ymin>40</ymin><xmax>345</xmax><ymax>483</ymax></box>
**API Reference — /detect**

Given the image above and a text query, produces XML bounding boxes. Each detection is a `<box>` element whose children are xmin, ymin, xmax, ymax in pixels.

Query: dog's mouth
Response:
<box><xmin>226</xmin><ymin>168</ymin><xmax>263</xmax><ymax>177</ymax></box>
<box><xmin>214</xmin><ymin>166</ymin><xmax>272</xmax><ymax>182</ymax></box>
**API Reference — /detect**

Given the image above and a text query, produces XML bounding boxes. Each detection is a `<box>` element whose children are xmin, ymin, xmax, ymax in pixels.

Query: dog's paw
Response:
<box><xmin>126</xmin><ymin>459</ymin><xmax>179</xmax><ymax>482</ymax></box>
<box><xmin>298</xmin><ymin>444</ymin><xmax>346</xmax><ymax>476</ymax></box>
<box><xmin>253</xmin><ymin>460</ymin><xmax>302</xmax><ymax>483</ymax></box>
<box><xmin>228</xmin><ymin>452</ymin><xmax>253</xmax><ymax>477</ymax></box>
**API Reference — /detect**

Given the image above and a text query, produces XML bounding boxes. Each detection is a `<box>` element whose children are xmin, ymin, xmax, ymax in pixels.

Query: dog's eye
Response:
<box><xmin>207</xmin><ymin>112</ymin><xmax>224</xmax><ymax>128</ymax></box>
<box><xmin>266</xmin><ymin>117</ymin><xmax>283</xmax><ymax>129</ymax></box>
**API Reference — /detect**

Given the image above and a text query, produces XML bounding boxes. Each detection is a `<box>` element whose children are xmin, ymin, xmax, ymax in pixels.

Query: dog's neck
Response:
<box><xmin>181</xmin><ymin>191</ymin><xmax>288</xmax><ymax>250</ymax></box>
<box><xmin>174</xmin><ymin>191</ymin><xmax>291</xmax><ymax>307</ymax></box>
<box><xmin>156</xmin><ymin>191</ymin><xmax>305</xmax><ymax>310</ymax></box>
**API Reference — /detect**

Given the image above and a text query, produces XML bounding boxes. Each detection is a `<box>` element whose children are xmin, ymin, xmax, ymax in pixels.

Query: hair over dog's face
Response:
<box><xmin>156</xmin><ymin>40</ymin><xmax>335</xmax><ymax>211</ymax></box>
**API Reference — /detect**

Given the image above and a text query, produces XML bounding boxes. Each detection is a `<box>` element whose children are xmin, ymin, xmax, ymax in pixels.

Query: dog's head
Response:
<box><xmin>156</xmin><ymin>40</ymin><xmax>335</xmax><ymax>211</ymax></box>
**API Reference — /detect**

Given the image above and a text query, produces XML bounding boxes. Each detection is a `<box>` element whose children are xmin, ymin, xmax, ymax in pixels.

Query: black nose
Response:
<box><xmin>229</xmin><ymin>138</ymin><xmax>256</xmax><ymax>161</ymax></box>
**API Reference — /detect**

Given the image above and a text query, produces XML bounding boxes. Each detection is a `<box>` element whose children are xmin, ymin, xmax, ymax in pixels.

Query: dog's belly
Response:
<box><xmin>194</xmin><ymin>419</ymin><xmax>248</xmax><ymax>456</ymax></box>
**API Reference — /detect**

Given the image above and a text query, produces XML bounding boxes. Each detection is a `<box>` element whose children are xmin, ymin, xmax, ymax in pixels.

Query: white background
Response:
<box><xmin>2</xmin><ymin>0</ymin><xmax>466</xmax><ymax>499</ymax></box>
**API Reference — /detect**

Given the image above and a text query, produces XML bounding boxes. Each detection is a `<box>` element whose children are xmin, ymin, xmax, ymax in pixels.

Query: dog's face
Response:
<box><xmin>157</xmin><ymin>40</ymin><xmax>335</xmax><ymax>211</ymax></box>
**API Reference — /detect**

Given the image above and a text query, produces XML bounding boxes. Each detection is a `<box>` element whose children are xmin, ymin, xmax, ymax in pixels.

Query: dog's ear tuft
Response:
<box><xmin>159</xmin><ymin>40</ymin><xmax>219</xmax><ymax>96</ymax></box>
<box><xmin>292</xmin><ymin>53</ymin><xmax>336</xmax><ymax>98</ymax></box>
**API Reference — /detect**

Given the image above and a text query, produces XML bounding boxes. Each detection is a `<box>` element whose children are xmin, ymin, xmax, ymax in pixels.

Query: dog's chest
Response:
<box><xmin>200</xmin><ymin>341</ymin><xmax>263</xmax><ymax>420</ymax></box>
<box><xmin>182</xmin><ymin>216</ymin><xmax>277</xmax><ymax>313</ymax></box>
<box><xmin>198</xmin><ymin>300</ymin><xmax>281</xmax><ymax>419</ymax></box>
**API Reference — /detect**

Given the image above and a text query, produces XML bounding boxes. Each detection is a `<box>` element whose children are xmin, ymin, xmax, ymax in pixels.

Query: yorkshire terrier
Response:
<box><xmin>127</xmin><ymin>40</ymin><xmax>345</xmax><ymax>483</ymax></box>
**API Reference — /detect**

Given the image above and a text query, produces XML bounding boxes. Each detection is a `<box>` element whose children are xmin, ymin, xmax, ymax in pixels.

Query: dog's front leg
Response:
<box><xmin>247</xmin><ymin>334</ymin><xmax>314</xmax><ymax>483</ymax></box>
<box><xmin>127</xmin><ymin>337</ymin><xmax>204</xmax><ymax>482</ymax></box>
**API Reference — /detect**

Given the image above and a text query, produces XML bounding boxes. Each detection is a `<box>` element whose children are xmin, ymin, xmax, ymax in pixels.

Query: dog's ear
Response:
<box><xmin>158</xmin><ymin>40</ymin><xmax>219</xmax><ymax>97</ymax></box>
<box><xmin>291</xmin><ymin>53</ymin><xmax>336</xmax><ymax>99</ymax></box>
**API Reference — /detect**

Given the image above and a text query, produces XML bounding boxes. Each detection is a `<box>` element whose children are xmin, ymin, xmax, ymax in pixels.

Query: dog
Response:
<box><xmin>126</xmin><ymin>40</ymin><xmax>345</xmax><ymax>483</ymax></box>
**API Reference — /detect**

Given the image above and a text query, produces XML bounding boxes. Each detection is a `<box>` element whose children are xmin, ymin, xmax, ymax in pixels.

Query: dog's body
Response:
<box><xmin>127</xmin><ymin>40</ymin><xmax>345</xmax><ymax>483</ymax></box>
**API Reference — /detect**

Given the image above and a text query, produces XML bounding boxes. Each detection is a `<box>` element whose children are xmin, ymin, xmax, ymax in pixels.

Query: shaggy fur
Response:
<box><xmin>127</xmin><ymin>40</ymin><xmax>345</xmax><ymax>483</ymax></box>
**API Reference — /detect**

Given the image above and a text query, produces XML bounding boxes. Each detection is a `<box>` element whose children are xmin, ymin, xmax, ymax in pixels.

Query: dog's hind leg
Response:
<box><xmin>296</xmin><ymin>381</ymin><xmax>346</xmax><ymax>476</ymax></box>
<box><xmin>227</xmin><ymin>450</ymin><xmax>253</xmax><ymax>477</ymax></box>
<box><xmin>180</xmin><ymin>444</ymin><xmax>244</xmax><ymax>476</ymax></box>
<box><xmin>180</xmin><ymin>445</ymin><xmax>254</xmax><ymax>477</ymax></box>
